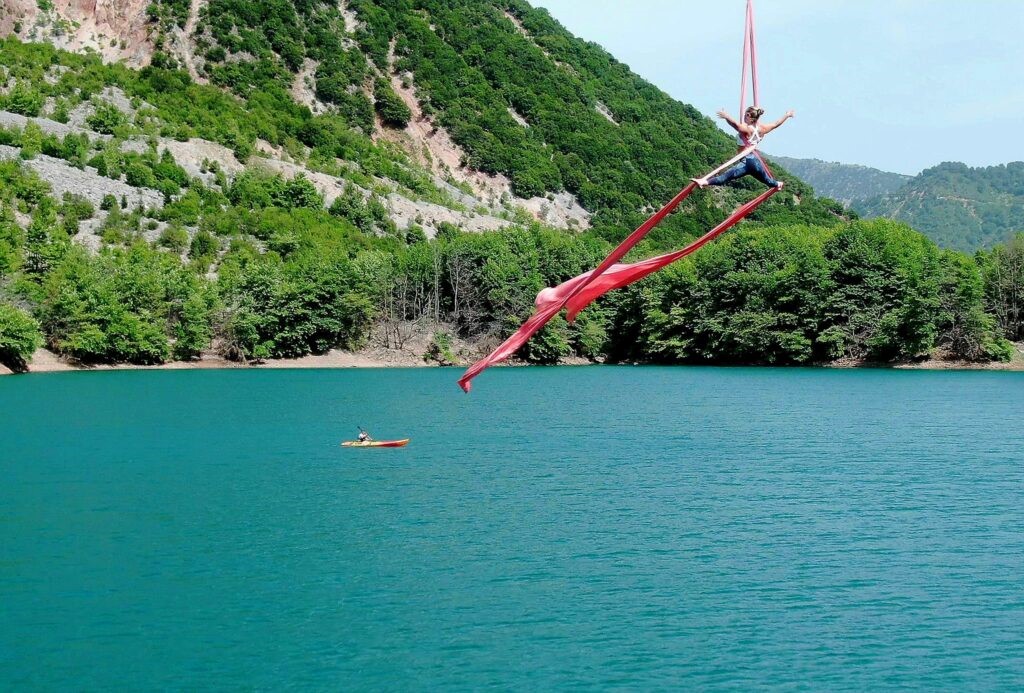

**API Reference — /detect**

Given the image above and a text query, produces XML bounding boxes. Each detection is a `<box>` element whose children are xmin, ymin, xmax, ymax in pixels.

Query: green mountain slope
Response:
<box><xmin>0</xmin><ymin>1</ymin><xmax>1019</xmax><ymax>372</ymax></box>
<box><xmin>770</xmin><ymin>156</ymin><xmax>911</xmax><ymax>207</ymax></box>
<box><xmin>144</xmin><ymin>0</ymin><xmax>844</xmax><ymax>240</ymax></box>
<box><xmin>772</xmin><ymin>154</ymin><xmax>1024</xmax><ymax>253</ymax></box>
<box><xmin>854</xmin><ymin>162</ymin><xmax>1024</xmax><ymax>252</ymax></box>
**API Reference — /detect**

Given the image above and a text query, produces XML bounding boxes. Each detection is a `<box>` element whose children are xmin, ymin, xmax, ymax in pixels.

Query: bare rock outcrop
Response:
<box><xmin>0</xmin><ymin>144</ymin><xmax>163</xmax><ymax>210</ymax></box>
<box><xmin>386</xmin><ymin>193</ymin><xmax>512</xmax><ymax>238</ymax></box>
<box><xmin>519</xmin><ymin>192</ymin><xmax>591</xmax><ymax>230</ymax></box>
<box><xmin>0</xmin><ymin>111</ymin><xmax>109</xmax><ymax>142</ymax></box>
<box><xmin>1</xmin><ymin>0</ymin><xmax>154</xmax><ymax>67</ymax></box>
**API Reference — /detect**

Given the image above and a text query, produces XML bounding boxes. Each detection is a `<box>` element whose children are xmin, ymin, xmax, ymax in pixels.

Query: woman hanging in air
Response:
<box><xmin>693</xmin><ymin>106</ymin><xmax>794</xmax><ymax>189</ymax></box>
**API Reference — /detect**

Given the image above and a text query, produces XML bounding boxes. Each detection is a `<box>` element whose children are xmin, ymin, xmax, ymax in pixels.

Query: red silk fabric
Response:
<box><xmin>457</xmin><ymin>186</ymin><xmax>778</xmax><ymax>392</ymax></box>
<box><xmin>457</xmin><ymin>181</ymin><xmax>698</xmax><ymax>392</ymax></box>
<box><xmin>456</xmin><ymin>0</ymin><xmax>778</xmax><ymax>392</ymax></box>
<box><xmin>563</xmin><ymin>186</ymin><xmax>778</xmax><ymax>322</ymax></box>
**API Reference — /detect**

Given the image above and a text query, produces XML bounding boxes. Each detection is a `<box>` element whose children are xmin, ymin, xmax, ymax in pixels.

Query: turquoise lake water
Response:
<box><xmin>2</xmin><ymin>366</ymin><xmax>1024</xmax><ymax>689</ymax></box>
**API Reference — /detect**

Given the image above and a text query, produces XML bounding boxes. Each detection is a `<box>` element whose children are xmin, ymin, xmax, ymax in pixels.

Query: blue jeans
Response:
<box><xmin>708</xmin><ymin>154</ymin><xmax>778</xmax><ymax>187</ymax></box>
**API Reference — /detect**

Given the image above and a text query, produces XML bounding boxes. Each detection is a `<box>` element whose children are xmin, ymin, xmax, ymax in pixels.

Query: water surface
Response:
<box><xmin>2</xmin><ymin>367</ymin><xmax>1023</xmax><ymax>689</ymax></box>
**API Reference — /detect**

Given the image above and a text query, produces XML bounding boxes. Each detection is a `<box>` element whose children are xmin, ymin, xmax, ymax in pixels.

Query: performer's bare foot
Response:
<box><xmin>691</xmin><ymin>177</ymin><xmax>709</xmax><ymax>189</ymax></box>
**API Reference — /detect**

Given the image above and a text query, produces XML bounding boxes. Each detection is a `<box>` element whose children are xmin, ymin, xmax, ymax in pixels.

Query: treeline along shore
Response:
<box><xmin>4</xmin><ymin>202</ymin><xmax>1024</xmax><ymax>376</ymax></box>
<box><xmin>1</xmin><ymin>22</ymin><xmax>1024</xmax><ymax>377</ymax></box>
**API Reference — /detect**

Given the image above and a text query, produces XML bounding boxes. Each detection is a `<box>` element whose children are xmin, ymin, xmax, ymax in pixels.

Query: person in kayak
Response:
<box><xmin>692</xmin><ymin>106</ymin><xmax>794</xmax><ymax>189</ymax></box>
<box><xmin>357</xmin><ymin>429</ymin><xmax>372</xmax><ymax>443</ymax></box>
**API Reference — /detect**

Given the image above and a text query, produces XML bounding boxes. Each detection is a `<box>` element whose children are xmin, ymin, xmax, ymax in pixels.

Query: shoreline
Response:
<box><xmin>2</xmin><ymin>347</ymin><xmax>436</xmax><ymax>375</ymax></box>
<box><xmin>3</xmin><ymin>345</ymin><xmax>1024</xmax><ymax>376</ymax></box>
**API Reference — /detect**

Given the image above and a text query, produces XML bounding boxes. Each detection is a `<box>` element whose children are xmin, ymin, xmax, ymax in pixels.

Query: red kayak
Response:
<box><xmin>341</xmin><ymin>439</ymin><xmax>410</xmax><ymax>448</ymax></box>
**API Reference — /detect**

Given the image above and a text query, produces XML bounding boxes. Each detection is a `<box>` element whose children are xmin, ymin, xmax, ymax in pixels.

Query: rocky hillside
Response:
<box><xmin>770</xmin><ymin>155</ymin><xmax>911</xmax><ymax>207</ymax></box>
<box><xmin>0</xmin><ymin>7</ymin><xmax>592</xmax><ymax>241</ymax></box>
<box><xmin>0</xmin><ymin>0</ymin><xmax>154</xmax><ymax>65</ymax></box>
<box><xmin>2</xmin><ymin>0</ymin><xmax>847</xmax><ymax>237</ymax></box>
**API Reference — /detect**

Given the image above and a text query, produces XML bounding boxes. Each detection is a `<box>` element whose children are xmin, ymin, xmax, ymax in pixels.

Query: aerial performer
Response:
<box><xmin>458</xmin><ymin>0</ymin><xmax>785</xmax><ymax>392</ymax></box>
<box><xmin>693</xmin><ymin>107</ymin><xmax>794</xmax><ymax>189</ymax></box>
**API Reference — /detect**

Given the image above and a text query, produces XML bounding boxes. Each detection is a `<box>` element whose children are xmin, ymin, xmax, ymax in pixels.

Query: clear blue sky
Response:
<box><xmin>532</xmin><ymin>1</ymin><xmax>1024</xmax><ymax>175</ymax></box>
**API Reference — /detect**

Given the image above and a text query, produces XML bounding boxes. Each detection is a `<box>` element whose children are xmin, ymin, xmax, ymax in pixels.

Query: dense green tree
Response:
<box><xmin>0</xmin><ymin>303</ymin><xmax>43</xmax><ymax>371</ymax></box>
<box><xmin>4</xmin><ymin>81</ymin><xmax>44</xmax><ymax>116</ymax></box>
<box><xmin>281</xmin><ymin>175</ymin><xmax>324</xmax><ymax>210</ymax></box>
<box><xmin>328</xmin><ymin>186</ymin><xmax>394</xmax><ymax>235</ymax></box>
<box><xmin>0</xmin><ymin>206</ymin><xmax>25</xmax><ymax>278</ymax></box>
<box><xmin>937</xmin><ymin>251</ymin><xmax>1014</xmax><ymax>360</ymax></box>
<box><xmin>59</xmin><ymin>193</ymin><xmax>95</xmax><ymax>236</ymax></box>
<box><xmin>374</xmin><ymin>78</ymin><xmax>412</xmax><ymax>128</ymax></box>
<box><xmin>158</xmin><ymin>225</ymin><xmax>190</xmax><ymax>252</ymax></box>
<box><xmin>189</xmin><ymin>229</ymin><xmax>219</xmax><ymax>263</ymax></box>
<box><xmin>19</xmin><ymin>121</ymin><xmax>42</xmax><ymax>160</ymax></box>
<box><xmin>37</xmin><ymin>245</ymin><xmax>210</xmax><ymax>364</ymax></box>
<box><xmin>86</xmin><ymin>101</ymin><xmax>128</xmax><ymax>135</ymax></box>
<box><xmin>173</xmin><ymin>286</ymin><xmax>218</xmax><ymax>360</ymax></box>
<box><xmin>220</xmin><ymin>256</ymin><xmax>375</xmax><ymax>360</ymax></box>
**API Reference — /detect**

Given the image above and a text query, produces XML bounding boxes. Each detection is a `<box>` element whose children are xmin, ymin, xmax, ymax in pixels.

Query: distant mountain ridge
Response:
<box><xmin>769</xmin><ymin>155</ymin><xmax>911</xmax><ymax>207</ymax></box>
<box><xmin>855</xmin><ymin>161</ymin><xmax>1024</xmax><ymax>252</ymax></box>
<box><xmin>774</xmin><ymin>155</ymin><xmax>1024</xmax><ymax>252</ymax></box>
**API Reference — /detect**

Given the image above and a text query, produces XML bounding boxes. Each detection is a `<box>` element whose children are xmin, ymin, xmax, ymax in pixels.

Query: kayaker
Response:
<box><xmin>357</xmin><ymin>429</ymin><xmax>372</xmax><ymax>442</ymax></box>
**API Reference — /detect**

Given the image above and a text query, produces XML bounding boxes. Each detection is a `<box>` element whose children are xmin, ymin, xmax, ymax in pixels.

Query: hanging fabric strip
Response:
<box><xmin>748</xmin><ymin>0</ymin><xmax>759</xmax><ymax>109</ymax></box>
<box><xmin>738</xmin><ymin>2</ymin><xmax>777</xmax><ymax>182</ymax></box>
<box><xmin>457</xmin><ymin>146</ymin><xmax>758</xmax><ymax>392</ymax></box>
<box><xmin>456</xmin><ymin>0</ymin><xmax>776</xmax><ymax>392</ymax></box>
<box><xmin>562</xmin><ymin>186</ymin><xmax>779</xmax><ymax>322</ymax></box>
<box><xmin>739</xmin><ymin>1</ymin><xmax>751</xmax><ymax>121</ymax></box>
<box><xmin>457</xmin><ymin>185</ymin><xmax>777</xmax><ymax>392</ymax></box>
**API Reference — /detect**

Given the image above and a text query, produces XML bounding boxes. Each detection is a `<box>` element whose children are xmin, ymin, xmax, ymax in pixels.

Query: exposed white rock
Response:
<box><xmin>386</xmin><ymin>193</ymin><xmax>512</xmax><ymax>238</ymax></box>
<box><xmin>595</xmin><ymin>101</ymin><xmax>618</xmax><ymax>126</ymax></box>
<box><xmin>507</xmin><ymin>106</ymin><xmax>529</xmax><ymax>128</ymax></box>
<box><xmin>0</xmin><ymin>111</ymin><xmax>109</xmax><ymax>141</ymax></box>
<box><xmin>291</xmin><ymin>59</ymin><xmax>328</xmax><ymax>115</ymax></box>
<box><xmin>159</xmin><ymin>137</ymin><xmax>244</xmax><ymax>178</ymax></box>
<box><xmin>519</xmin><ymin>192</ymin><xmax>591</xmax><ymax>230</ymax></box>
<box><xmin>0</xmin><ymin>145</ymin><xmax>164</xmax><ymax>211</ymax></box>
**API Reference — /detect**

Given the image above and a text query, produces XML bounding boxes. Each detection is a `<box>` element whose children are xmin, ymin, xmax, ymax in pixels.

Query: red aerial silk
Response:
<box><xmin>455</xmin><ymin>148</ymin><xmax>757</xmax><ymax>393</ymax></box>
<box><xmin>456</xmin><ymin>182</ymin><xmax>696</xmax><ymax>392</ymax></box>
<box><xmin>457</xmin><ymin>183</ymin><xmax>777</xmax><ymax>392</ymax></box>
<box><xmin>739</xmin><ymin>0</ymin><xmax>759</xmax><ymax>127</ymax></box>
<box><xmin>562</xmin><ymin>186</ymin><xmax>778</xmax><ymax>322</ymax></box>
<box><xmin>457</xmin><ymin>0</ymin><xmax>780</xmax><ymax>392</ymax></box>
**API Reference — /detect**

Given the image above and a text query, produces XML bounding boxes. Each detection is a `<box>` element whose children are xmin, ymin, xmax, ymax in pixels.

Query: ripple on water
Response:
<box><xmin>1</xmin><ymin>366</ymin><xmax>1023</xmax><ymax>689</ymax></box>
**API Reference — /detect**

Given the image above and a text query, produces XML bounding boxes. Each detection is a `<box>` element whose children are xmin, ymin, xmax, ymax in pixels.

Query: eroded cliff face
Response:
<box><xmin>0</xmin><ymin>0</ymin><xmax>591</xmax><ymax>231</ymax></box>
<box><xmin>0</xmin><ymin>0</ymin><xmax>154</xmax><ymax>67</ymax></box>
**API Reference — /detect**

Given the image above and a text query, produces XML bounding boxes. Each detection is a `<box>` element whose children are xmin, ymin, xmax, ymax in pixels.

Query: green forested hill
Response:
<box><xmin>148</xmin><ymin>0</ymin><xmax>843</xmax><ymax>239</ymax></box>
<box><xmin>770</xmin><ymin>156</ymin><xmax>911</xmax><ymax>207</ymax></box>
<box><xmin>854</xmin><ymin>162</ymin><xmax>1024</xmax><ymax>252</ymax></box>
<box><xmin>0</xmin><ymin>1</ymin><xmax>1021</xmax><ymax>372</ymax></box>
<box><xmin>772</xmin><ymin>154</ymin><xmax>1024</xmax><ymax>253</ymax></box>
